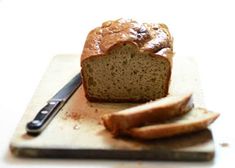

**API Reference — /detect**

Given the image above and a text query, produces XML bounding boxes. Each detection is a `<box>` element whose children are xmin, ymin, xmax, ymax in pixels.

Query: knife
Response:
<box><xmin>26</xmin><ymin>73</ymin><xmax>82</xmax><ymax>135</ymax></box>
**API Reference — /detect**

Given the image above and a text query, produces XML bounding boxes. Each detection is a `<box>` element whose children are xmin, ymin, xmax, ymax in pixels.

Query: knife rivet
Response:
<box><xmin>32</xmin><ymin>120</ymin><xmax>40</xmax><ymax>124</ymax></box>
<box><xmin>49</xmin><ymin>102</ymin><xmax>56</xmax><ymax>105</ymax></box>
<box><xmin>41</xmin><ymin>110</ymin><xmax>48</xmax><ymax>114</ymax></box>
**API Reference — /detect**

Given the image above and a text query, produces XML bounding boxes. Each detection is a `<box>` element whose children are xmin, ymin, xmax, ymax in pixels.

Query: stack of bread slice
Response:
<box><xmin>102</xmin><ymin>92</ymin><xmax>219</xmax><ymax>139</ymax></box>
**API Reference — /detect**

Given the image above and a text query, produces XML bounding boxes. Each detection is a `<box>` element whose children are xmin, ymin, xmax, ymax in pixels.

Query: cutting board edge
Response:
<box><xmin>9</xmin><ymin>144</ymin><xmax>214</xmax><ymax>161</ymax></box>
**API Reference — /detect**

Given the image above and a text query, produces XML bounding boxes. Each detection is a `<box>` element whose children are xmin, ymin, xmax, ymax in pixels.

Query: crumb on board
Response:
<box><xmin>97</xmin><ymin>120</ymin><xmax>103</xmax><ymax>125</ymax></box>
<box><xmin>62</xmin><ymin>111</ymin><xmax>81</xmax><ymax>121</ymax></box>
<box><xmin>220</xmin><ymin>142</ymin><xmax>229</xmax><ymax>147</ymax></box>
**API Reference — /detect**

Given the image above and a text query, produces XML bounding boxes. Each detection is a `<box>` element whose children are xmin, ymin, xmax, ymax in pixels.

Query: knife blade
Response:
<box><xmin>26</xmin><ymin>73</ymin><xmax>82</xmax><ymax>135</ymax></box>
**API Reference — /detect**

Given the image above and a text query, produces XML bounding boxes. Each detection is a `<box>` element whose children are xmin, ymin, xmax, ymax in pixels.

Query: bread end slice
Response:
<box><xmin>126</xmin><ymin>108</ymin><xmax>219</xmax><ymax>140</ymax></box>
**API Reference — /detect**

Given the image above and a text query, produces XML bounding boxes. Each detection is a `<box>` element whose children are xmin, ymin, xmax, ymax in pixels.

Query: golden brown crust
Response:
<box><xmin>80</xmin><ymin>18</ymin><xmax>173</xmax><ymax>63</ymax></box>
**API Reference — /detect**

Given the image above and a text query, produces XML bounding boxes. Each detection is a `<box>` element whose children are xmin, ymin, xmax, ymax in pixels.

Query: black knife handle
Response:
<box><xmin>26</xmin><ymin>100</ymin><xmax>62</xmax><ymax>135</ymax></box>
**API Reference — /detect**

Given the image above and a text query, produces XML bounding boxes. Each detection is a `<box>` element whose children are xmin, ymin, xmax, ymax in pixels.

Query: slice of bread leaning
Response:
<box><xmin>102</xmin><ymin>92</ymin><xmax>193</xmax><ymax>135</ymax></box>
<box><xmin>126</xmin><ymin>108</ymin><xmax>219</xmax><ymax>140</ymax></box>
<box><xmin>80</xmin><ymin>19</ymin><xmax>174</xmax><ymax>102</ymax></box>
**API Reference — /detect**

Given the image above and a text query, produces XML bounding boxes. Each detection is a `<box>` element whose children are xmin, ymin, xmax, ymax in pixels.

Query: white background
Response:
<box><xmin>0</xmin><ymin>0</ymin><xmax>235</xmax><ymax>167</ymax></box>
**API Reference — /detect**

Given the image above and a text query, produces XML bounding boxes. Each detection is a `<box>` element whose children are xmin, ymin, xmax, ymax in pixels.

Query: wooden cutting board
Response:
<box><xmin>10</xmin><ymin>55</ymin><xmax>215</xmax><ymax>161</ymax></box>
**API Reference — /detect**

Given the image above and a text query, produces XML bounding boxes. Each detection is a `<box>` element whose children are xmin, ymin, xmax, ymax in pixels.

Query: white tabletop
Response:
<box><xmin>0</xmin><ymin>0</ymin><xmax>234</xmax><ymax>167</ymax></box>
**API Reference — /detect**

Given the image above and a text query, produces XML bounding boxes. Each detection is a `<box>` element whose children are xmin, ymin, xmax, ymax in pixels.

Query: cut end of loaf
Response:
<box><xmin>81</xmin><ymin>43</ymin><xmax>171</xmax><ymax>102</ymax></box>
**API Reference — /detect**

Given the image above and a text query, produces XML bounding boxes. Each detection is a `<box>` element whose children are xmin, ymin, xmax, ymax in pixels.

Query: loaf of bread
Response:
<box><xmin>126</xmin><ymin>108</ymin><xmax>219</xmax><ymax>139</ymax></box>
<box><xmin>102</xmin><ymin>92</ymin><xmax>193</xmax><ymax>135</ymax></box>
<box><xmin>81</xmin><ymin>18</ymin><xmax>173</xmax><ymax>102</ymax></box>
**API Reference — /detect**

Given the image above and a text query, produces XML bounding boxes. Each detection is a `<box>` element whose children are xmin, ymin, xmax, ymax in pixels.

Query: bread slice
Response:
<box><xmin>126</xmin><ymin>108</ymin><xmax>219</xmax><ymax>139</ymax></box>
<box><xmin>102</xmin><ymin>92</ymin><xmax>193</xmax><ymax>135</ymax></box>
<box><xmin>81</xmin><ymin>19</ymin><xmax>174</xmax><ymax>102</ymax></box>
